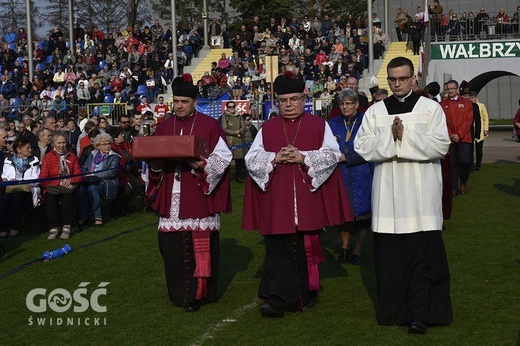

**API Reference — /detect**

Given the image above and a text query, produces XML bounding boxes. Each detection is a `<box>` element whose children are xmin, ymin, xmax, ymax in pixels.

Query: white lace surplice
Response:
<box><xmin>245</xmin><ymin>124</ymin><xmax>340</xmax><ymax>225</ymax></box>
<box><xmin>158</xmin><ymin>136</ymin><xmax>231</xmax><ymax>232</ymax></box>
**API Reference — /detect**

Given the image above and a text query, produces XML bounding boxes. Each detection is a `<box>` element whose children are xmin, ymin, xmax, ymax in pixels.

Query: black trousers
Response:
<box><xmin>373</xmin><ymin>231</ymin><xmax>453</xmax><ymax>325</ymax></box>
<box><xmin>158</xmin><ymin>231</ymin><xmax>220</xmax><ymax>306</ymax></box>
<box><xmin>0</xmin><ymin>192</ymin><xmax>30</xmax><ymax>231</ymax></box>
<box><xmin>412</xmin><ymin>39</ymin><xmax>421</xmax><ymax>55</ymax></box>
<box><xmin>475</xmin><ymin>140</ymin><xmax>484</xmax><ymax>169</ymax></box>
<box><xmin>117</xmin><ymin>173</ymin><xmax>142</xmax><ymax>211</ymax></box>
<box><xmin>450</xmin><ymin>142</ymin><xmax>472</xmax><ymax>188</ymax></box>
<box><xmin>235</xmin><ymin>158</ymin><xmax>245</xmax><ymax>181</ymax></box>
<box><xmin>45</xmin><ymin>191</ymin><xmax>77</xmax><ymax>228</ymax></box>
<box><xmin>259</xmin><ymin>232</ymin><xmax>318</xmax><ymax>310</ymax></box>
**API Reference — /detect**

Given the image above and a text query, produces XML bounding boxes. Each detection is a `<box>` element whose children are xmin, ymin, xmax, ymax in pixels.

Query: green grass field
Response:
<box><xmin>0</xmin><ymin>163</ymin><xmax>519</xmax><ymax>345</ymax></box>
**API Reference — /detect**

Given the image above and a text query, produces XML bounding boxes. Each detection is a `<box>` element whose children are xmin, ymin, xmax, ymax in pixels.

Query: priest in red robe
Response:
<box><xmin>242</xmin><ymin>72</ymin><xmax>353</xmax><ymax>317</ymax></box>
<box><xmin>147</xmin><ymin>74</ymin><xmax>232</xmax><ymax>312</ymax></box>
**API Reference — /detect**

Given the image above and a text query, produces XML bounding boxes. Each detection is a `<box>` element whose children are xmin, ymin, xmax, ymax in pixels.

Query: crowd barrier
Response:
<box><xmin>7</xmin><ymin>97</ymin><xmax>335</xmax><ymax>126</ymax></box>
<box><xmin>185</xmin><ymin>97</ymin><xmax>335</xmax><ymax>122</ymax></box>
<box><xmin>7</xmin><ymin>102</ymin><xmax>129</xmax><ymax>124</ymax></box>
<box><xmin>428</xmin><ymin>11</ymin><xmax>519</xmax><ymax>41</ymax></box>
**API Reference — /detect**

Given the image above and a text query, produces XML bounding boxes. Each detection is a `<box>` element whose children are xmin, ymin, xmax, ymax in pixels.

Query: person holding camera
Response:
<box><xmin>106</xmin><ymin>127</ymin><xmax>142</xmax><ymax>217</ymax></box>
<box><xmin>220</xmin><ymin>101</ymin><xmax>246</xmax><ymax>183</ymax></box>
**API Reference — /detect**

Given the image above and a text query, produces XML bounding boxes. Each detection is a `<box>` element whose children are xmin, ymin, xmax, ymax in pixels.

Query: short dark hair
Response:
<box><xmin>106</xmin><ymin>126</ymin><xmax>122</xmax><ymax>139</ymax></box>
<box><xmin>88</xmin><ymin>129</ymin><xmax>101</xmax><ymax>139</ymax></box>
<box><xmin>12</xmin><ymin>135</ymin><xmax>30</xmax><ymax>152</ymax></box>
<box><xmin>84</xmin><ymin>121</ymin><xmax>97</xmax><ymax>133</ymax></box>
<box><xmin>446</xmin><ymin>79</ymin><xmax>459</xmax><ymax>88</ymax></box>
<box><xmin>118</xmin><ymin>115</ymin><xmax>129</xmax><ymax>122</ymax></box>
<box><xmin>387</xmin><ymin>57</ymin><xmax>414</xmax><ymax>75</ymax></box>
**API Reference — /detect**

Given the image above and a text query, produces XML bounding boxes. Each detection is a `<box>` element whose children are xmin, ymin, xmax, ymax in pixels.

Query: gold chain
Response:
<box><xmin>173</xmin><ymin>111</ymin><xmax>198</xmax><ymax>182</ymax></box>
<box><xmin>173</xmin><ymin>111</ymin><xmax>198</xmax><ymax>136</ymax></box>
<box><xmin>281</xmin><ymin>115</ymin><xmax>303</xmax><ymax>146</ymax></box>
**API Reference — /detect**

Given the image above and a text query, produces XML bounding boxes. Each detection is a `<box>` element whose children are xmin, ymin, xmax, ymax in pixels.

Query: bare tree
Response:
<box><xmin>0</xmin><ymin>0</ymin><xmax>40</xmax><ymax>37</ymax></box>
<box><xmin>150</xmin><ymin>0</ymin><xmax>203</xmax><ymax>29</ymax></box>
<box><xmin>39</xmin><ymin>0</ymin><xmax>69</xmax><ymax>34</ymax></box>
<box><xmin>119</xmin><ymin>0</ymin><xmax>153</xmax><ymax>29</ymax></box>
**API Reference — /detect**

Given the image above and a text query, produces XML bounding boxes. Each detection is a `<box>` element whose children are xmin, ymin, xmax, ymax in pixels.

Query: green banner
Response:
<box><xmin>431</xmin><ymin>41</ymin><xmax>520</xmax><ymax>59</ymax></box>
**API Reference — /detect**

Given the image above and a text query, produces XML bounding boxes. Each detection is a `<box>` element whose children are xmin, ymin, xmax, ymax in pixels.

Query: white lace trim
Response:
<box><xmin>303</xmin><ymin>149</ymin><xmax>338</xmax><ymax>191</ymax></box>
<box><xmin>158</xmin><ymin>192</ymin><xmax>220</xmax><ymax>232</ymax></box>
<box><xmin>246</xmin><ymin>150</ymin><xmax>275</xmax><ymax>191</ymax></box>
<box><xmin>204</xmin><ymin>153</ymin><xmax>229</xmax><ymax>194</ymax></box>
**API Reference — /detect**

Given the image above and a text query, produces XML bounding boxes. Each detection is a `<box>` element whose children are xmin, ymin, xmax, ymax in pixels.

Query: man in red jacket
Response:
<box><xmin>441</xmin><ymin>79</ymin><xmax>474</xmax><ymax>195</ymax></box>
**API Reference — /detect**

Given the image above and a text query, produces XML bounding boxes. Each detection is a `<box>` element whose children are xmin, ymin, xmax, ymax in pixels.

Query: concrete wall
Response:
<box><xmin>478</xmin><ymin>75</ymin><xmax>520</xmax><ymax>119</ymax></box>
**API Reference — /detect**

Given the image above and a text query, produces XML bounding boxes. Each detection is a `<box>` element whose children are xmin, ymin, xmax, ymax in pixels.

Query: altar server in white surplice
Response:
<box><xmin>354</xmin><ymin>57</ymin><xmax>452</xmax><ymax>335</ymax></box>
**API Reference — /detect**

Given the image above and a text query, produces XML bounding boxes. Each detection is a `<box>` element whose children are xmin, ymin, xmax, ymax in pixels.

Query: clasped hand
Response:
<box><xmin>392</xmin><ymin>116</ymin><xmax>404</xmax><ymax>141</ymax></box>
<box><xmin>59</xmin><ymin>178</ymin><xmax>73</xmax><ymax>189</ymax></box>
<box><xmin>275</xmin><ymin>145</ymin><xmax>304</xmax><ymax>164</ymax></box>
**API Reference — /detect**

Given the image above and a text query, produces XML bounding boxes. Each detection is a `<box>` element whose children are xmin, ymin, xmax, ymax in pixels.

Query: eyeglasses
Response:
<box><xmin>278</xmin><ymin>95</ymin><xmax>304</xmax><ymax>104</ymax></box>
<box><xmin>121</xmin><ymin>121</ymin><xmax>130</xmax><ymax>124</ymax></box>
<box><xmin>339</xmin><ymin>101</ymin><xmax>357</xmax><ymax>107</ymax></box>
<box><xmin>99</xmin><ymin>142</ymin><xmax>111</xmax><ymax>146</ymax></box>
<box><xmin>245</xmin><ymin>118</ymin><xmax>251</xmax><ymax>121</ymax></box>
<box><xmin>387</xmin><ymin>75</ymin><xmax>413</xmax><ymax>84</ymax></box>
<box><xmin>228</xmin><ymin>106</ymin><xmax>235</xmax><ymax>109</ymax></box>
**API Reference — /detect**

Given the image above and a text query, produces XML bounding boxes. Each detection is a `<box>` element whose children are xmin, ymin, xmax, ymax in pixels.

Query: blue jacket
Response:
<box><xmin>82</xmin><ymin>149</ymin><xmax>120</xmax><ymax>200</ymax></box>
<box><xmin>328</xmin><ymin>111</ymin><xmax>374</xmax><ymax>219</ymax></box>
<box><xmin>0</xmin><ymin>80</ymin><xmax>14</xmax><ymax>97</ymax></box>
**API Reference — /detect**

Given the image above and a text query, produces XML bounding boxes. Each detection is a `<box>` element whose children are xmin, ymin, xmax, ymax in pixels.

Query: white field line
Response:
<box><xmin>189</xmin><ymin>299</ymin><xmax>258</xmax><ymax>346</ymax></box>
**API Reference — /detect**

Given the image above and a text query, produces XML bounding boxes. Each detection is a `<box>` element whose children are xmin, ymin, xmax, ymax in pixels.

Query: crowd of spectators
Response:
<box><xmin>0</xmin><ymin>19</ymin><xmax>208</xmax><ymax>121</ymax></box>
<box><xmin>424</xmin><ymin>2</ymin><xmax>520</xmax><ymax>40</ymax></box>
<box><xmin>197</xmin><ymin>14</ymin><xmax>391</xmax><ymax>115</ymax></box>
<box><xmin>0</xmin><ymin>104</ymin><xmax>161</xmax><ymax>238</ymax></box>
<box><xmin>1</xmin><ymin>5</ymin><xmax>512</xmax><ymax>238</ymax></box>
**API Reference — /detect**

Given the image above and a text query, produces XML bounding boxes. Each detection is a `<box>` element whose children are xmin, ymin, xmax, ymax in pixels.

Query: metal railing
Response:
<box><xmin>174</xmin><ymin>97</ymin><xmax>336</xmax><ymax>122</ymax></box>
<box><xmin>85</xmin><ymin>103</ymin><xmax>128</xmax><ymax>124</ymax></box>
<box><xmin>8</xmin><ymin>102</ymin><xmax>129</xmax><ymax>124</ymax></box>
<box><xmin>428</xmin><ymin>10</ymin><xmax>520</xmax><ymax>42</ymax></box>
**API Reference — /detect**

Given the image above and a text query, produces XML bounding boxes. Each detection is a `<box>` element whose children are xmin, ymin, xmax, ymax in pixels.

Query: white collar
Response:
<box><xmin>394</xmin><ymin>89</ymin><xmax>413</xmax><ymax>102</ymax></box>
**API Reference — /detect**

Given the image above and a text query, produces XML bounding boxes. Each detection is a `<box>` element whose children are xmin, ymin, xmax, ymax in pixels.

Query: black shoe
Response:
<box><xmin>184</xmin><ymin>303</ymin><xmax>200</xmax><ymax>312</ymax></box>
<box><xmin>338</xmin><ymin>248</ymin><xmax>351</xmax><ymax>264</ymax></box>
<box><xmin>301</xmin><ymin>301</ymin><xmax>315</xmax><ymax>311</ymax></box>
<box><xmin>408</xmin><ymin>321</ymin><xmax>427</xmax><ymax>334</ymax></box>
<box><xmin>259</xmin><ymin>302</ymin><xmax>284</xmax><ymax>317</ymax></box>
<box><xmin>348</xmin><ymin>254</ymin><xmax>362</xmax><ymax>266</ymax></box>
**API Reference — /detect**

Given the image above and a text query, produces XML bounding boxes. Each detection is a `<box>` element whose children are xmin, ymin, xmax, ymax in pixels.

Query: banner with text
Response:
<box><xmin>431</xmin><ymin>41</ymin><xmax>520</xmax><ymax>60</ymax></box>
<box><xmin>221</xmin><ymin>100</ymin><xmax>250</xmax><ymax>115</ymax></box>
